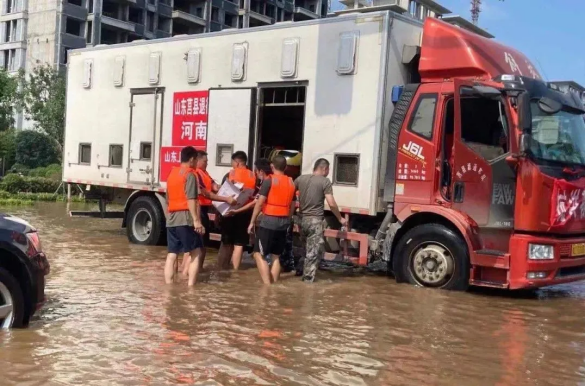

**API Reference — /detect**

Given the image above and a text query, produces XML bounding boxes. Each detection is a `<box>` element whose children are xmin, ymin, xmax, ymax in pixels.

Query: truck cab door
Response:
<box><xmin>451</xmin><ymin>79</ymin><xmax>516</xmax><ymax>232</ymax></box>
<box><xmin>206</xmin><ymin>88</ymin><xmax>256</xmax><ymax>180</ymax></box>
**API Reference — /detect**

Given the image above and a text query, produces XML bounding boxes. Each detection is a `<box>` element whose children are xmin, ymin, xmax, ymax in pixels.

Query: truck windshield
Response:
<box><xmin>528</xmin><ymin>102</ymin><xmax>585</xmax><ymax>166</ymax></box>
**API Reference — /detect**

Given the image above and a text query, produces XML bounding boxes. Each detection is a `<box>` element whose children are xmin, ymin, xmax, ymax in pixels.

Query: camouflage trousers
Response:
<box><xmin>299</xmin><ymin>216</ymin><xmax>325</xmax><ymax>283</ymax></box>
<box><xmin>278</xmin><ymin>223</ymin><xmax>295</xmax><ymax>272</ymax></box>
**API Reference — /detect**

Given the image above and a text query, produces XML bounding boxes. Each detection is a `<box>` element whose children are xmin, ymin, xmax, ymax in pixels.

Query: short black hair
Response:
<box><xmin>254</xmin><ymin>158</ymin><xmax>272</xmax><ymax>175</ymax></box>
<box><xmin>272</xmin><ymin>155</ymin><xmax>287</xmax><ymax>172</ymax></box>
<box><xmin>197</xmin><ymin>150</ymin><xmax>208</xmax><ymax>159</ymax></box>
<box><xmin>313</xmin><ymin>158</ymin><xmax>330</xmax><ymax>171</ymax></box>
<box><xmin>180</xmin><ymin>146</ymin><xmax>198</xmax><ymax>163</ymax></box>
<box><xmin>232</xmin><ymin>151</ymin><xmax>247</xmax><ymax>163</ymax></box>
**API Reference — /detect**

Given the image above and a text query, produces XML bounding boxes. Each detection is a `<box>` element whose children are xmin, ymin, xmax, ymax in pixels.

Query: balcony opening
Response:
<box><xmin>146</xmin><ymin>11</ymin><xmax>155</xmax><ymax>32</ymax></box>
<box><xmin>250</xmin><ymin>0</ymin><xmax>260</xmax><ymax>13</ymax></box>
<box><xmin>195</xmin><ymin>6</ymin><xmax>204</xmax><ymax>18</ymax></box>
<box><xmin>158</xmin><ymin>16</ymin><xmax>171</xmax><ymax>33</ymax></box>
<box><xmin>68</xmin><ymin>0</ymin><xmax>82</xmax><ymax>7</ymax></box>
<box><xmin>65</xmin><ymin>18</ymin><xmax>84</xmax><ymax>36</ymax></box>
<box><xmin>172</xmin><ymin>20</ymin><xmax>204</xmax><ymax>36</ymax></box>
<box><xmin>174</xmin><ymin>0</ymin><xmax>190</xmax><ymax>13</ymax></box>
<box><xmin>283</xmin><ymin>11</ymin><xmax>292</xmax><ymax>21</ymax></box>
<box><xmin>129</xmin><ymin>7</ymin><xmax>143</xmax><ymax>24</ymax></box>
<box><xmin>266</xmin><ymin>4</ymin><xmax>275</xmax><ymax>18</ymax></box>
<box><xmin>86</xmin><ymin>20</ymin><xmax>93</xmax><ymax>43</ymax></box>
<box><xmin>239</xmin><ymin>0</ymin><xmax>244</xmax><ymax>9</ymax></box>
<box><xmin>102</xmin><ymin>1</ymin><xmax>120</xmax><ymax>19</ymax></box>
<box><xmin>100</xmin><ymin>26</ymin><xmax>118</xmax><ymax>44</ymax></box>
<box><xmin>238</xmin><ymin>15</ymin><xmax>243</xmax><ymax>28</ymax></box>
<box><xmin>210</xmin><ymin>7</ymin><xmax>220</xmax><ymax>22</ymax></box>
<box><xmin>62</xmin><ymin>46</ymin><xmax>72</xmax><ymax>64</ymax></box>
<box><xmin>88</xmin><ymin>0</ymin><xmax>94</xmax><ymax>13</ymax></box>
<box><xmin>224</xmin><ymin>12</ymin><xmax>237</xmax><ymax>28</ymax></box>
<box><xmin>6</xmin><ymin>0</ymin><xmax>15</xmax><ymax>13</ymax></box>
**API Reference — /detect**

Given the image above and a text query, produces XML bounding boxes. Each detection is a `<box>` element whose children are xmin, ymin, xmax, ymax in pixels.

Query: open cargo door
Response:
<box><xmin>206</xmin><ymin>88</ymin><xmax>256</xmax><ymax>180</ymax></box>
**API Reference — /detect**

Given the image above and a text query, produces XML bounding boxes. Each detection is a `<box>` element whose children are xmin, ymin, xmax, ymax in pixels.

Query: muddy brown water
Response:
<box><xmin>1</xmin><ymin>203</ymin><xmax>585</xmax><ymax>385</ymax></box>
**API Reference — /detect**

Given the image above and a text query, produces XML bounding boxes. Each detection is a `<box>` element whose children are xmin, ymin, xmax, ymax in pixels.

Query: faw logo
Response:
<box><xmin>401</xmin><ymin>141</ymin><xmax>425</xmax><ymax>162</ymax></box>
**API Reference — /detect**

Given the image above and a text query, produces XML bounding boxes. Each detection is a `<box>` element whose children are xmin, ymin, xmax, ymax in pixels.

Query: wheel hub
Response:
<box><xmin>133</xmin><ymin>209</ymin><xmax>153</xmax><ymax>243</ymax></box>
<box><xmin>411</xmin><ymin>243</ymin><xmax>455</xmax><ymax>286</ymax></box>
<box><xmin>0</xmin><ymin>282</ymin><xmax>14</xmax><ymax>329</ymax></box>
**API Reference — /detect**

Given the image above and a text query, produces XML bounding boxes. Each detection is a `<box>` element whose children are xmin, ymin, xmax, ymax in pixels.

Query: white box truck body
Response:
<box><xmin>63</xmin><ymin>10</ymin><xmax>422</xmax><ymax>246</ymax></box>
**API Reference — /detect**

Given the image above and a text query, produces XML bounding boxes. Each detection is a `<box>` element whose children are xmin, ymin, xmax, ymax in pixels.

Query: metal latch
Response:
<box><xmin>139</xmin><ymin>165</ymin><xmax>152</xmax><ymax>174</ymax></box>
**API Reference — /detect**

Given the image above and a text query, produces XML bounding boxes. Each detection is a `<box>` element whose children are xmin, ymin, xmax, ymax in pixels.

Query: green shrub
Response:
<box><xmin>15</xmin><ymin>130</ymin><xmax>60</xmax><ymax>169</ymax></box>
<box><xmin>8</xmin><ymin>163</ymin><xmax>29</xmax><ymax>175</ymax></box>
<box><xmin>0</xmin><ymin>174</ymin><xmax>60</xmax><ymax>193</ymax></box>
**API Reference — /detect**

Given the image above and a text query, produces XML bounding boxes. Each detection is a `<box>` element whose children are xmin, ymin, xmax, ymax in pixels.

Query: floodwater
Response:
<box><xmin>2</xmin><ymin>203</ymin><xmax>585</xmax><ymax>385</ymax></box>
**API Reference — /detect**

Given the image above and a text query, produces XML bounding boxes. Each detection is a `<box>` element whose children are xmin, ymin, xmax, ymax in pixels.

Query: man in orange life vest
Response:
<box><xmin>248</xmin><ymin>155</ymin><xmax>296</xmax><ymax>284</ymax></box>
<box><xmin>164</xmin><ymin>146</ymin><xmax>205</xmax><ymax>287</ymax></box>
<box><xmin>217</xmin><ymin>151</ymin><xmax>257</xmax><ymax>270</ymax></box>
<box><xmin>180</xmin><ymin>150</ymin><xmax>237</xmax><ymax>275</ymax></box>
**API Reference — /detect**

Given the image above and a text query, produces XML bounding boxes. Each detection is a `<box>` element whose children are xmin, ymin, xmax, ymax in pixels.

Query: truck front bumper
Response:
<box><xmin>509</xmin><ymin>234</ymin><xmax>585</xmax><ymax>289</ymax></box>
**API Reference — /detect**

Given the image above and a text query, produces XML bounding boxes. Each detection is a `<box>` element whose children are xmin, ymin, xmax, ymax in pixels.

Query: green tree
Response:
<box><xmin>18</xmin><ymin>65</ymin><xmax>66</xmax><ymax>152</ymax></box>
<box><xmin>0</xmin><ymin>69</ymin><xmax>19</xmax><ymax>131</ymax></box>
<box><xmin>0</xmin><ymin>129</ymin><xmax>16</xmax><ymax>172</ymax></box>
<box><xmin>15</xmin><ymin>130</ymin><xmax>60</xmax><ymax>169</ymax></box>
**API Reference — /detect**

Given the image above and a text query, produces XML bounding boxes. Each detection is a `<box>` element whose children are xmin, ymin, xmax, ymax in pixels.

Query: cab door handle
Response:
<box><xmin>454</xmin><ymin>181</ymin><xmax>465</xmax><ymax>203</ymax></box>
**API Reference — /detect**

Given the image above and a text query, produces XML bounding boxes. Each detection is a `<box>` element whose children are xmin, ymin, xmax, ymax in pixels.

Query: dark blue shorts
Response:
<box><xmin>167</xmin><ymin>226</ymin><xmax>204</xmax><ymax>254</ymax></box>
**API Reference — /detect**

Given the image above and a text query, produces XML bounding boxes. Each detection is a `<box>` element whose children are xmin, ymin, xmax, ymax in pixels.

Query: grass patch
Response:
<box><xmin>0</xmin><ymin>191</ymin><xmax>91</xmax><ymax>205</ymax></box>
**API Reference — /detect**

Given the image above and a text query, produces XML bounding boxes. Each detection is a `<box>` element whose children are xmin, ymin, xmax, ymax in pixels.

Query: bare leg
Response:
<box><xmin>164</xmin><ymin>253</ymin><xmax>178</xmax><ymax>284</ymax></box>
<box><xmin>188</xmin><ymin>248</ymin><xmax>202</xmax><ymax>287</ymax></box>
<box><xmin>199</xmin><ymin>247</ymin><xmax>206</xmax><ymax>271</ymax></box>
<box><xmin>217</xmin><ymin>243</ymin><xmax>233</xmax><ymax>270</ymax></box>
<box><xmin>253</xmin><ymin>252</ymin><xmax>272</xmax><ymax>285</ymax></box>
<box><xmin>232</xmin><ymin>245</ymin><xmax>245</xmax><ymax>270</ymax></box>
<box><xmin>181</xmin><ymin>252</ymin><xmax>191</xmax><ymax>277</ymax></box>
<box><xmin>271</xmin><ymin>256</ymin><xmax>282</xmax><ymax>283</ymax></box>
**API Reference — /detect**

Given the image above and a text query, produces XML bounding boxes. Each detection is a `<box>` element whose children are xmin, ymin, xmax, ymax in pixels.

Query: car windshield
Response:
<box><xmin>528</xmin><ymin>101</ymin><xmax>585</xmax><ymax>166</ymax></box>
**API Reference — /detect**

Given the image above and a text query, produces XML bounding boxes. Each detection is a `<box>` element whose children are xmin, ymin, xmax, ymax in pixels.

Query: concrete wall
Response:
<box><xmin>25</xmin><ymin>0</ymin><xmax>59</xmax><ymax>73</ymax></box>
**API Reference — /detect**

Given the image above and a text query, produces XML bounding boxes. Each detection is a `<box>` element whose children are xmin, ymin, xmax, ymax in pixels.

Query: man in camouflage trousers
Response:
<box><xmin>294</xmin><ymin>159</ymin><xmax>346</xmax><ymax>282</ymax></box>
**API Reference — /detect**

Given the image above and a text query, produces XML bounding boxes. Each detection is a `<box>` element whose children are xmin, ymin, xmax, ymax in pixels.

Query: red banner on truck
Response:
<box><xmin>159</xmin><ymin>146</ymin><xmax>184</xmax><ymax>183</ymax></box>
<box><xmin>550</xmin><ymin>178</ymin><xmax>585</xmax><ymax>228</ymax></box>
<box><xmin>172</xmin><ymin>90</ymin><xmax>209</xmax><ymax>148</ymax></box>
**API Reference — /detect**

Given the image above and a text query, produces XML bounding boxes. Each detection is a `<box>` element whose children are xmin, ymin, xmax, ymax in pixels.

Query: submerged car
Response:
<box><xmin>0</xmin><ymin>214</ymin><xmax>49</xmax><ymax>328</ymax></box>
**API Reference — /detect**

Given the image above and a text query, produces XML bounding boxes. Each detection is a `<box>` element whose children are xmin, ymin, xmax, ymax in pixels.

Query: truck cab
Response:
<box><xmin>384</xmin><ymin>18</ymin><xmax>585</xmax><ymax>290</ymax></box>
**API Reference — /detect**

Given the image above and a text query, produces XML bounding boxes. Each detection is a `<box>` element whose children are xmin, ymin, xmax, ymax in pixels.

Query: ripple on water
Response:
<box><xmin>2</xmin><ymin>203</ymin><xmax>585</xmax><ymax>385</ymax></box>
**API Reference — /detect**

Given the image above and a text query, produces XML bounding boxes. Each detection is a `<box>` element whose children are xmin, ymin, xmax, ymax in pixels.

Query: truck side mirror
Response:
<box><xmin>518</xmin><ymin>92</ymin><xmax>532</xmax><ymax>133</ymax></box>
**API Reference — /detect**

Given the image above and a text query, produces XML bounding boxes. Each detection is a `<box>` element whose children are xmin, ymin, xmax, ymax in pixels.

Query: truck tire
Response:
<box><xmin>0</xmin><ymin>268</ymin><xmax>25</xmax><ymax>329</ymax></box>
<box><xmin>392</xmin><ymin>224</ymin><xmax>469</xmax><ymax>291</ymax></box>
<box><xmin>126</xmin><ymin>196</ymin><xmax>166</xmax><ymax>246</ymax></box>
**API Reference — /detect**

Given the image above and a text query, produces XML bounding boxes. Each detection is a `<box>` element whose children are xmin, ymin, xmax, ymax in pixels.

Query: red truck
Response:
<box><xmin>63</xmin><ymin>12</ymin><xmax>585</xmax><ymax>290</ymax></box>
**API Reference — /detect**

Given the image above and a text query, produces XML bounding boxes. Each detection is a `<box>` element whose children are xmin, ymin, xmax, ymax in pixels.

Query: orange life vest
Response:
<box><xmin>167</xmin><ymin>166</ymin><xmax>195</xmax><ymax>213</ymax></box>
<box><xmin>196</xmin><ymin>168</ymin><xmax>213</xmax><ymax>206</ymax></box>
<box><xmin>228</xmin><ymin>167</ymin><xmax>256</xmax><ymax>190</ymax></box>
<box><xmin>263</xmin><ymin>174</ymin><xmax>295</xmax><ymax>217</ymax></box>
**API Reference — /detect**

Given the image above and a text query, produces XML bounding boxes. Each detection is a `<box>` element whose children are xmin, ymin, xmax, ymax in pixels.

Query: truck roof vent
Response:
<box><xmin>113</xmin><ymin>56</ymin><xmax>125</xmax><ymax>87</ymax></box>
<box><xmin>187</xmin><ymin>48</ymin><xmax>201</xmax><ymax>84</ymax></box>
<box><xmin>149</xmin><ymin>52</ymin><xmax>161</xmax><ymax>85</ymax></box>
<box><xmin>231</xmin><ymin>42</ymin><xmax>248</xmax><ymax>82</ymax></box>
<box><xmin>336</xmin><ymin>30</ymin><xmax>359</xmax><ymax>76</ymax></box>
<box><xmin>281</xmin><ymin>38</ymin><xmax>299</xmax><ymax>79</ymax></box>
<box><xmin>83</xmin><ymin>59</ymin><xmax>93</xmax><ymax>89</ymax></box>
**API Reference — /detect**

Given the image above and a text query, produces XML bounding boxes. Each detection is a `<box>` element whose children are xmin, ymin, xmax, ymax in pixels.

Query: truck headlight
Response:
<box><xmin>528</xmin><ymin>244</ymin><xmax>554</xmax><ymax>260</ymax></box>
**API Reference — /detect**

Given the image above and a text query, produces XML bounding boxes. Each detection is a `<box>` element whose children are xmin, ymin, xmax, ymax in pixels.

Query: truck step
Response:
<box><xmin>69</xmin><ymin>210</ymin><xmax>125</xmax><ymax>219</ymax></box>
<box><xmin>469</xmin><ymin>279</ymin><xmax>508</xmax><ymax>289</ymax></box>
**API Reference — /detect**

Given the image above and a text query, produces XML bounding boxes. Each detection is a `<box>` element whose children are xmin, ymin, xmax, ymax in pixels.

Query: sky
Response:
<box><xmin>333</xmin><ymin>0</ymin><xmax>585</xmax><ymax>86</ymax></box>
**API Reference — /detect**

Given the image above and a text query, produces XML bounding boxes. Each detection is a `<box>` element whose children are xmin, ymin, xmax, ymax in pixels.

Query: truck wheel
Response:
<box><xmin>126</xmin><ymin>196</ymin><xmax>166</xmax><ymax>246</ymax></box>
<box><xmin>0</xmin><ymin>268</ymin><xmax>25</xmax><ymax>329</ymax></box>
<box><xmin>393</xmin><ymin>224</ymin><xmax>469</xmax><ymax>291</ymax></box>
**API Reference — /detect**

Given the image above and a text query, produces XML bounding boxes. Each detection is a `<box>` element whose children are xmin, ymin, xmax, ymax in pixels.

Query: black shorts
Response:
<box><xmin>253</xmin><ymin>227</ymin><xmax>287</xmax><ymax>257</ymax></box>
<box><xmin>167</xmin><ymin>226</ymin><xmax>204</xmax><ymax>254</ymax></box>
<box><xmin>200</xmin><ymin>205</ymin><xmax>210</xmax><ymax>244</ymax></box>
<box><xmin>221</xmin><ymin>211</ymin><xmax>252</xmax><ymax>246</ymax></box>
